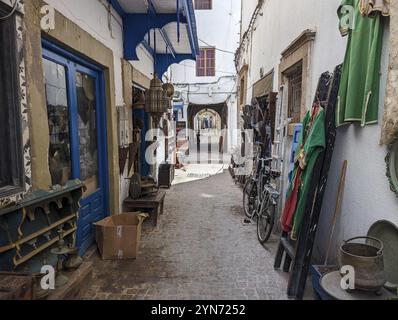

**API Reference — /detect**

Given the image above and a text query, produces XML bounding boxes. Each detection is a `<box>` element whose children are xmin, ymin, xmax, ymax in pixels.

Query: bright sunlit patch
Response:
<box><xmin>201</xmin><ymin>193</ymin><xmax>215</xmax><ymax>199</ymax></box>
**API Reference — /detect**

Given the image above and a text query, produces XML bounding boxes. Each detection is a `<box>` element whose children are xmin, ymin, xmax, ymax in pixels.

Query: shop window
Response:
<box><xmin>196</xmin><ymin>48</ymin><xmax>215</xmax><ymax>77</ymax></box>
<box><xmin>194</xmin><ymin>0</ymin><xmax>212</xmax><ymax>10</ymax></box>
<box><xmin>76</xmin><ymin>72</ymin><xmax>99</xmax><ymax>195</ymax></box>
<box><xmin>43</xmin><ymin>58</ymin><xmax>72</xmax><ymax>186</ymax></box>
<box><xmin>0</xmin><ymin>3</ymin><xmax>24</xmax><ymax>197</ymax></box>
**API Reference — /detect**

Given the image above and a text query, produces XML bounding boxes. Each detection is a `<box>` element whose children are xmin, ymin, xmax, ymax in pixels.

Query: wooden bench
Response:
<box><xmin>123</xmin><ymin>191</ymin><xmax>166</xmax><ymax>227</ymax></box>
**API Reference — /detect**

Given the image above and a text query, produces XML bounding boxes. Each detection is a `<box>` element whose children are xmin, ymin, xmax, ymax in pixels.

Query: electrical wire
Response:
<box><xmin>0</xmin><ymin>0</ymin><xmax>18</xmax><ymax>20</ymax></box>
<box><xmin>199</xmin><ymin>39</ymin><xmax>235</xmax><ymax>54</ymax></box>
<box><xmin>234</xmin><ymin>0</ymin><xmax>265</xmax><ymax>70</ymax></box>
<box><xmin>175</xmin><ymin>62</ymin><xmax>236</xmax><ymax>75</ymax></box>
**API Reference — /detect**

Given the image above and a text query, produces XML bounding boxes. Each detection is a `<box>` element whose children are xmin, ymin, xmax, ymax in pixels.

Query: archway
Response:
<box><xmin>187</xmin><ymin>102</ymin><xmax>228</xmax><ymax>132</ymax></box>
<box><xmin>187</xmin><ymin>102</ymin><xmax>228</xmax><ymax>154</ymax></box>
<box><xmin>193</xmin><ymin>109</ymin><xmax>222</xmax><ymax>134</ymax></box>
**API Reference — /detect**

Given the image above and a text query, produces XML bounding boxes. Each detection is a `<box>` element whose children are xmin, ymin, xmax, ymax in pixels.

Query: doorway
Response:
<box><xmin>42</xmin><ymin>40</ymin><xmax>109</xmax><ymax>255</ymax></box>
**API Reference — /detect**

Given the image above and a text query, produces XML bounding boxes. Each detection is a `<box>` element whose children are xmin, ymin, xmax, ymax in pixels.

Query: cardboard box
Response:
<box><xmin>94</xmin><ymin>213</ymin><xmax>148</xmax><ymax>260</ymax></box>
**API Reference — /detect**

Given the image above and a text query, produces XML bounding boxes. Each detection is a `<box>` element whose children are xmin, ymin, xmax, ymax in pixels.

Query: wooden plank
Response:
<box><xmin>124</xmin><ymin>191</ymin><xmax>166</xmax><ymax>206</ymax></box>
<box><xmin>46</xmin><ymin>262</ymin><xmax>93</xmax><ymax>300</ymax></box>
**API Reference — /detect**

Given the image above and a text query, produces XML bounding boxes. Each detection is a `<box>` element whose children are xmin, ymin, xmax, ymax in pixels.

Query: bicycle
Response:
<box><xmin>242</xmin><ymin>143</ymin><xmax>262</xmax><ymax>219</ymax></box>
<box><xmin>256</xmin><ymin>167</ymin><xmax>280</xmax><ymax>244</ymax></box>
<box><xmin>243</xmin><ymin>145</ymin><xmax>280</xmax><ymax>244</ymax></box>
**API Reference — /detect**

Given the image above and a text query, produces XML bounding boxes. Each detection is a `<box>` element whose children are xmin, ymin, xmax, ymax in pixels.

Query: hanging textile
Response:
<box><xmin>336</xmin><ymin>0</ymin><xmax>386</xmax><ymax>127</ymax></box>
<box><xmin>280</xmin><ymin>103</ymin><xmax>326</xmax><ymax>240</ymax></box>
<box><xmin>360</xmin><ymin>0</ymin><xmax>390</xmax><ymax>17</ymax></box>
<box><xmin>380</xmin><ymin>0</ymin><xmax>398</xmax><ymax>145</ymax></box>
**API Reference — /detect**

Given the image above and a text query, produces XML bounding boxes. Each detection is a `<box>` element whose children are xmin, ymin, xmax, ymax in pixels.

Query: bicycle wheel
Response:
<box><xmin>243</xmin><ymin>178</ymin><xmax>256</xmax><ymax>219</ymax></box>
<box><xmin>257</xmin><ymin>194</ymin><xmax>275</xmax><ymax>244</ymax></box>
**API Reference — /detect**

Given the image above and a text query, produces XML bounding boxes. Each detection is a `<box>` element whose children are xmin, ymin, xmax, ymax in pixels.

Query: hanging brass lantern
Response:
<box><xmin>145</xmin><ymin>75</ymin><xmax>168</xmax><ymax>125</ymax></box>
<box><xmin>162</xmin><ymin>83</ymin><xmax>175</xmax><ymax>98</ymax></box>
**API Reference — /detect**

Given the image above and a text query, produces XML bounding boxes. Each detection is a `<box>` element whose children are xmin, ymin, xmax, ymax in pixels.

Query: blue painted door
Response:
<box><xmin>42</xmin><ymin>41</ymin><xmax>109</xmax><ymax>255</ymax></box>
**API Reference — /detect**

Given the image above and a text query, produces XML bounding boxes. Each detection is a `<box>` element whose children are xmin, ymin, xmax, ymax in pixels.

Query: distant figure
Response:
<box><xmin>196</xmin><ymin>131</ymin><xmax>201</xmax><ymax>159</ymax></box>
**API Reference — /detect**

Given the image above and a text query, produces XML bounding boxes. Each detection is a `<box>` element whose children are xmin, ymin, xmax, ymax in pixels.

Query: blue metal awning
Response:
<box><xmin>107</xmin><ymin>0</ymin><xmax>199</xmax><ymax>76</ymax></box>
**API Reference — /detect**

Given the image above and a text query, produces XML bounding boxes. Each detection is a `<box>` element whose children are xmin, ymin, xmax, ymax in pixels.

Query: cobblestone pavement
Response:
<box><xmin>83</xmin><ymin>170</ymin><xmax>309</xmax><ymax>300</ymax></box>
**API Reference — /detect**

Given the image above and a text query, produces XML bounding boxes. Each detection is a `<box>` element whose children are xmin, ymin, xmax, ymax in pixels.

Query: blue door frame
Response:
<box><xmin>42</xmin><ymin>39</ymin><xmax>110</xmax><ymax>255</ymax></box>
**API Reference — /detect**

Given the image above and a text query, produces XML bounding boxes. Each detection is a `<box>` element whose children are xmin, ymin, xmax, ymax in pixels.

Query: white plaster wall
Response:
<box><xmin>133</xmin><ymin>44</ymin><xmax>155</xmax><ymax>79</ymax></box>
<box><xmin>240</xmin><ymin>0</ymin><xmax>346</xmax><ymax>106</ymax></box>
<box><xmin>238</xmin><ymin>0</ymin><xmax>398</xmax><ymax>263</ymax></box>
<box><xmin>170</xmin><ymin>0</ymin><xmax>242</xmax><ymax>151</ymax></box>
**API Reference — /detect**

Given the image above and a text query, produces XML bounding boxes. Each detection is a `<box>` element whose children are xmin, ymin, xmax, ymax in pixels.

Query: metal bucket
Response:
<box><xmin>339</xmin><ymin>236</ymin><xmax>386</xmax><ymax>292</ymax></box>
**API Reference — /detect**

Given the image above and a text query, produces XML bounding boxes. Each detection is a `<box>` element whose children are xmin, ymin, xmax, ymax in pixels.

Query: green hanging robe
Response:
<box><xmin>337</xmin><ymin>0</ymin><xmax>385</xmax><ymax>127</ymax></box>
<box><xmin>282</xmin><ymin>106</ymin><xmax>326</xmax><ymax>240</ymax></box>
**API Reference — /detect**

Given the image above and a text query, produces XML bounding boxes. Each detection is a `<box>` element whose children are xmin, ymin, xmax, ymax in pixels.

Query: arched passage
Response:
<box><xmin>187</xmin><ymin>102</ymin><xmax>228</xmax><ymax>152</ymax></box>
<box><xmin>193</xmin><ymin>109</ymin><xmax>222</xmax><ymax>132</ymax></box>
<box><xmin>187</xmin><ymin>102</ymin><xmax>228</xmax><ymax>132</ymax></box>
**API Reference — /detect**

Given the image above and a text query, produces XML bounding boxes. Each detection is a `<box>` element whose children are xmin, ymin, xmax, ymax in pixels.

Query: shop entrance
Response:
<box><xmin>42</xmin><ymin>40</ymin><xmax>109</xmax><ymax>255</ymax></box>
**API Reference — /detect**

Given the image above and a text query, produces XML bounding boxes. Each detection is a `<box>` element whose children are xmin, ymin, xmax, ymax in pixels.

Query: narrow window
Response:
<box><xmin>0</xmin><ymin>3</ymin><xmax>24</xmax><ymax>197</ymax></box>
<box><xmin>287</xmin><ymin>64</ymin><xmax>303</xmax><ymax>123</ymax></box>
<box><xmin>196</xmin><ymin>48</ymin><xmax>216</xmax><ymax>77</ymax></box>
<box><xmin>194</xmin><ymin>0</ymin><xmax>212</xmax><ymax>10</ymax></box>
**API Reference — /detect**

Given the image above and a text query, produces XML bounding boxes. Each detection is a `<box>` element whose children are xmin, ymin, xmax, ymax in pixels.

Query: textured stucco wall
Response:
<box><xmin>24</xmin><ymin>0</ymin><xmax>52</xmax><ymax>190</ymax></box>
<box><xmin>381</xmin><ymin>1</ymin><xmax>398</xmax><ymax>145</ymax></box>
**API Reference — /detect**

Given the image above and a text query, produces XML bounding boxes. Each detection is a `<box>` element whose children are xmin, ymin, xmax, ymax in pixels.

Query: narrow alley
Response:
<box><xmin>1</xmin><ymin>0</ymin><xmax>398</xmax><ymax>307</ymax></box>
<box><xmin>83</xmin><ymin>170</ymin><xmax>290</xmax><ymax>300</ymax></box>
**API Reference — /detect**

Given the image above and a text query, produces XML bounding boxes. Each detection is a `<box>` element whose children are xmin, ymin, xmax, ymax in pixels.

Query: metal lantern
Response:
<box><xmin>145</xmin><ymin>75</ymin><xmax>168</xmax><ymax>125</ymax></box>
<box><xmin>162</xmin><ymin>83</ymin><xmax>175</xmax><ymax>98</ymax></box>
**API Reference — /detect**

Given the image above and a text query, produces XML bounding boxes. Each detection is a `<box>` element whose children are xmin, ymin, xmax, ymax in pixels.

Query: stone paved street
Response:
<box><xmin>83</xmin><ymin>170</ymin><xmax>297</xmax><ymax>300</ymax></box>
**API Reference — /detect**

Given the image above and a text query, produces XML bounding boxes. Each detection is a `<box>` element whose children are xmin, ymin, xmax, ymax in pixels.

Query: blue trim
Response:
<box><xmin>183</xmin><ymin>0</ymin><xmax>199</xmax><ymax>57</ymax></box>
<box><xmin>177</xmin><ymin>0</ymin><xmax>181</xmax><ymax>42</ymax></box>
<box><xmin>110</xmin><ymin>0</ymin><xmax>198</xmax><ymax>63</ymax></box>
<box><xmin>141</xmin><ymin>40</ymin><xmax>155</xmax><ymax>58</ymax></box>
<box><xmin>42</xmin><ymin>39</ymin><xmax>111</xmax><ymax>253</ymax></box>
<box><xmin>42</xmin><ymin>38</ymin><xmax>104</xmax><ymax>73</ymax></box>
<box><xmin>159</xmin><ymin>28</ymin><xmax>176</xmax><ymax>58</ymax></box>
<box><xmin>147</xmin><ymin>0</ymin><xmax>157</xmax><ymax>15</ymax></box>
<box><xmin>155</xmin><ymin>53</ymin><xmax>194</xmax><ymax>78</ymax></box>
<box><xmin>123</xmin><ymin>13</ymin><xmax>187</xmax><ymax>61</ymax></box>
